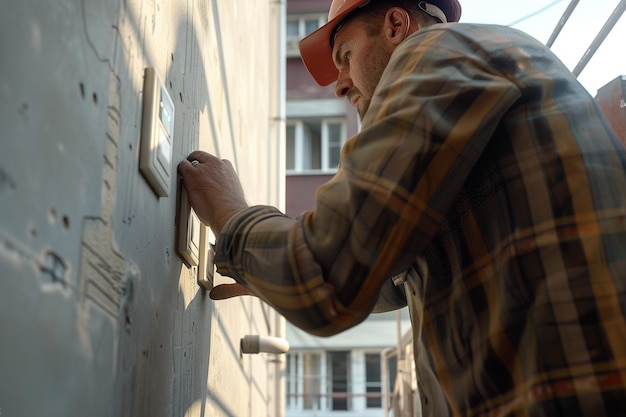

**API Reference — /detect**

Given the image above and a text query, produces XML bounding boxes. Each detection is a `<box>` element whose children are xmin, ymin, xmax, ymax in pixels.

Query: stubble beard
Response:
<box><xmin>357</xmin><ymin>43</ymin><xmax>392</xmax><ymax>120</ymax></box>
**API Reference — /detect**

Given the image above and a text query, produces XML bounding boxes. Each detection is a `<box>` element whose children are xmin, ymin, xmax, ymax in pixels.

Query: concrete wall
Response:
<box><xmin>0</xmin><ymin>0</ymin><xmax>285</xmax><ymax>416</ymax></box>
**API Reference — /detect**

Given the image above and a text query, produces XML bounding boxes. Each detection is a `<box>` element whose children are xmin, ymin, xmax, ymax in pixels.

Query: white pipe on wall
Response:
<box><xmin>240</xmin><ymin>334</ymin><xmax>290</xmax><ymax>354</ymax></box>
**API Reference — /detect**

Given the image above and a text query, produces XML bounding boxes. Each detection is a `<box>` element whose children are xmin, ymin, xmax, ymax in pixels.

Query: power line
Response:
<box><xmin>507</xmin><ymin>0</ymin><xmax>566</xmax><ymax>26</ymax></box>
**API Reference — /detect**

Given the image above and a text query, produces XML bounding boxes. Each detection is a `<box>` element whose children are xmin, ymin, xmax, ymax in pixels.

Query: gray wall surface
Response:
<box><xmin>0</xmin><ymin>0</ymin><xmax>285</xmax><ymax>416</ymax></box>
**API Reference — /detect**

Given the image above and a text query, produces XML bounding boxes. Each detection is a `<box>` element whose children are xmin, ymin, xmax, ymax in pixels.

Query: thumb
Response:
<box><xmin>209</xmin><ymin>283</ymin><xmax>256</xmax><ymax>300</ymax></box>
<box><xmin>177</xmin><ymin>158</ymin><xmax>194</xmax><ymax>176</ymax></box>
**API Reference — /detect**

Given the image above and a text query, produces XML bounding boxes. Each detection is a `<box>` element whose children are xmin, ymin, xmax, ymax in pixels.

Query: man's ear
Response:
<box><xmin>383</xmin><ymin>7</ymin><xmax>416</xmax><ymax>45</ymax></box>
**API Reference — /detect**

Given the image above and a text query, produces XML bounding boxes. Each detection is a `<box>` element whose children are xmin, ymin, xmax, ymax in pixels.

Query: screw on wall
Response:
<box><xmin>41</xmin><ymin>251</ymin><xmax>67</xmax><ymax>287</ymax></box>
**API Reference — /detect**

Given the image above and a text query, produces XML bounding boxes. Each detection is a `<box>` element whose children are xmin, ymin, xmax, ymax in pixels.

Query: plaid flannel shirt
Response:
<box><xmin>216</xmin><ymin>23</ymin><xmax>626</xmax><ymax>416</ymax></box>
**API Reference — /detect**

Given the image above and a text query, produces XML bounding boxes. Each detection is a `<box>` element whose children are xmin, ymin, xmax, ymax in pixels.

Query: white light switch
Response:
<box><xmin>177</xmin><ymin>187</ymin><xmax>200</xmax><ymax>267</ymax></box>
<box><xmin>197</xmin><ymin>227</ymin><xmax>215</xmax><ymax>290</ymax></box>
<box><xmin>140</xmin><ymin>67</ymin><xmax>175</xmax><ymax>197</ymax></box>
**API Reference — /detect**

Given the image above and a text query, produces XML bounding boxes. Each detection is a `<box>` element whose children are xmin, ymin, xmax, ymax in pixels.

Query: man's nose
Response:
<box><xmin>334</xmin><ymin>72</ymin><xmax>352</xmax><ymax>98</ymax></box>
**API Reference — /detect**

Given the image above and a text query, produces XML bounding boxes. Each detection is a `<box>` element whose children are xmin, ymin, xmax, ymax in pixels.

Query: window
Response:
<box><xmin>328</xmin><ymin>351</ymin><xmax>351</xmax><ymax>410</ymax></box>
<box><xmin>286</xmin><ymin>350</ymin><xmax>386</xmax><ymax>414</ymax></box>
<box><xmin>365</xmin><ymin>353</ymin><xmax>382</xmax><ymax>408</ymax></box>
<box><xmin>286</xmin><ymin>17</ymin><xmax>323</xmax><ymax>38</ymax></box>
<box><xmin>286</xmin><ymin>353</ymin><xmax>299</xmax><ymax>410</ymax></box>
<box><xmin>286</xmin><ymin>118</ymin><xmax>346</xmax><ymax>173</ymax></box>
<box><xmin>286</xmin><ymin>352</ymin><xmax>323</xmax><ymax>410</ymax></box>
<box><xmin>302</xmin><ymin>353</ymin><xmax>322</xmax><ymax>409</ymax></box>
<box><xmin>286</xmin><ymin>14</ymin><xmax>327</xmax><ymax>56</ymax></box>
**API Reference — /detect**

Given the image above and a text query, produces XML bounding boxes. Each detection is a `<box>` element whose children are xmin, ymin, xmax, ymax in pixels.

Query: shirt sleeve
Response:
<box><xmin>215</xmin><ymin>27</ymin><xmax>523</xmax><ymax>336</ymax></box>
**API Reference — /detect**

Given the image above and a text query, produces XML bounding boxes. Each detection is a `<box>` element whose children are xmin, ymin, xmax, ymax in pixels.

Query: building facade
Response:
<box><xmin>284</xmin><ymin>2</ymin><xmax>410</xmax><ymax>416</ymax></box>
<box><xmin>285</xmin><ymin>312</ymin><xmax>410</xmax><ymax>417</ymax></box>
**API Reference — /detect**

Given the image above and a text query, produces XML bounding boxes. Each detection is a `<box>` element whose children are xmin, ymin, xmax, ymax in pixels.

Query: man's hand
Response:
<box><xmin>179</xmin><ymin>151</ymin><xmax>255</xmax><ymax>302</ymax></box>
<box><xmin>178</xmin><ymin>151</ymin><xmax>249</xmax><ymax>235</ymax></box>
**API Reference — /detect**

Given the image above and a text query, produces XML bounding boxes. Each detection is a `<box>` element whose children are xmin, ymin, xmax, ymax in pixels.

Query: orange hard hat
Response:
<box><xmin>299</xmin><ymin>0</ymin><xmax>462</xmax><ymax>86</ymax></box>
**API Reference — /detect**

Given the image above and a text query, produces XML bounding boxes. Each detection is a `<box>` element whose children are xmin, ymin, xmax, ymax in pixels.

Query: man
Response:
<box><xmin>179</xmin><ymin>0</ymin><xmax>626</xmax><ymax>415</ymax></box>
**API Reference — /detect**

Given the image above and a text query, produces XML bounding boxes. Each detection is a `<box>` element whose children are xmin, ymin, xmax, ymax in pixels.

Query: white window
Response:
<box><xmin>286</xmin><ymin>14</ymin><xmax>327</xmax><ymax>56</ymax></box>
<box><xmin>328</xmin><ymin>351</ymin><xmax>351</xmax><ymax>410</ymax></box>
<box><xmin>365</xmin><ymin>353</ymin><xmax>382</xmax><ymax>408</ymax></box>
<box><xmin>286</xmin><ymin>351</ymin><xmax>325</xmax><ymax>411</ymax></box>
<box><xmin>285</xmin><ymin>350</ymin><xmax>385</xmax><ymax>414</ymax></box>
<box><xmin>286</xmin><ymin>118</ymin><xmax>346</xmax><ymax>174</ymax></box>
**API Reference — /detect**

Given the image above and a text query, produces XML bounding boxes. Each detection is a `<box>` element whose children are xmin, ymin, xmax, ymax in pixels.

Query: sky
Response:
<box><xmin>458</xmin><ymin>0</ymin><xmax>626</xmax><ymax>95</ymax></box>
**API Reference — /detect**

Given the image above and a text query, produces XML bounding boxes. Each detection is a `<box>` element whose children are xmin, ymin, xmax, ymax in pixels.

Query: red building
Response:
<box><xmin>596</xmin><ymin>75</ymin><xmax>626</xmax><ymax>146</ymax></box>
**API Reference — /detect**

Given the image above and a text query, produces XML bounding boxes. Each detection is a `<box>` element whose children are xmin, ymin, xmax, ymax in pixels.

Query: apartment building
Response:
<box><xmin>284</xmin><ymin>1</ymin><xmax>410</xmax><ymax>416</ymax></box>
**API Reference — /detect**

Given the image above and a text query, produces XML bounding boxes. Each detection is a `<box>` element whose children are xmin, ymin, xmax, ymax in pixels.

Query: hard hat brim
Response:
<box><xmin>299</xmin><ymin>3</ymin><xmax>364</xmax><ymax>87</ymax></box>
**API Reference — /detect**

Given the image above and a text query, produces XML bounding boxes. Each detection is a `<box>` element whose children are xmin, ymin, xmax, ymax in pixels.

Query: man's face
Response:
<box><xmin>332</xmin><ymin>18</ymin><xmax>393</xmax><ymax>119</ymax></box>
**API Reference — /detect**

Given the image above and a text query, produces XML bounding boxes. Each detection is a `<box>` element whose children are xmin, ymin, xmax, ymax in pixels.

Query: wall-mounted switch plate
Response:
<box><xmin>177</xmin><ymin>187</ymin><xmax>200</xmax><ymax>267</ymax></box>
<box><xmin>197</xmin><ymin>227</ymin><xmax>215</xmax><ymax>290</ymax></box>
<box><xmin>140</xmin><ymin>67</ymin><xmax>175</xmax><ymax>197</ymax></box>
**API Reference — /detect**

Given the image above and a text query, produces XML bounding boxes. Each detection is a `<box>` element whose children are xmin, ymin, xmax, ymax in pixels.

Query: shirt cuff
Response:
<box><xmin>214</xmin><ymin>205</ymin><xmax>285</xmax><ymax>280</ymax></box>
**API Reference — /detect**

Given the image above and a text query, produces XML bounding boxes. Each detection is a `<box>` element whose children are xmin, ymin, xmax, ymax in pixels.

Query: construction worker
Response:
<box><xmin>179</xmin><ymin>0</ymin><xmax>626</xmax><ymax>415</ymax></box>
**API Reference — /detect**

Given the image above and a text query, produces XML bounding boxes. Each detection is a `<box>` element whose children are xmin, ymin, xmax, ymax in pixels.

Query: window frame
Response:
<box><xmin>286</xmin><ymin>117</ymin><xmax>347</xmax><ymax>174</ymax></box>
<box><xmin>285</xmin><ymin>349</ymin><xmax>388</xmax><ymax>414</ymax></box>
<box><xmin>364</xmin><ymin>352</ymin><xmax>383</xmax><ymax>409</ymax></box>
<box><xmin>327</xmin><ymin>350</ymin><xmax>352</xmax><ymax>411</ymax></box>
<box><xmin>286</xmin><ymin>14</ymin><xmax>327</xmax><ymax>40</ymax></box>
<box><xmin>286</xmin><ymin>14</ymin><xmax>327</xmax><ymax>57</ymax></box>
<box><xmin>286</xmin><ymin>350</ymin><xmax>327</xmax><ymax>411</ymax></box>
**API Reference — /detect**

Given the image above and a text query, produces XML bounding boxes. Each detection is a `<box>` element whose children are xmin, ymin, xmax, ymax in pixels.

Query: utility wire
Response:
<box><xmin>507</xmin><ymin>0</ymin><xmax>566</xmax><ymax>26</ymax></box>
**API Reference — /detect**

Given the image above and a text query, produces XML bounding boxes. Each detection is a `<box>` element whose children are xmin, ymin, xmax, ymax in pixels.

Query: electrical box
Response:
<box><xmin>177</xmin><ymin>187</ymin><xmax>201</xmax><ymax>267</ymax></box>
<box><xmin>140</xmin><ymin>67</ymin><xmax>175</xmax><ymax>197</ymax></box>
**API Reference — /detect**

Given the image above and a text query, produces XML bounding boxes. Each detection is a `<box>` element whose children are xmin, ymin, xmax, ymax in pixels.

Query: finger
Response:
<box><xmin>209</xmin><ymin>283</ymin><xmax>255</xmax><ymax>300</ymax></box>
<box><xmin>187</xmin><ymin>150</ymin><xmax>214</xmax><ymax>163</ymax></box>
<box><xmin>177</xmin><ymin>159</ymin><xmax>194</xmax><ymax>176</ymax></box>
